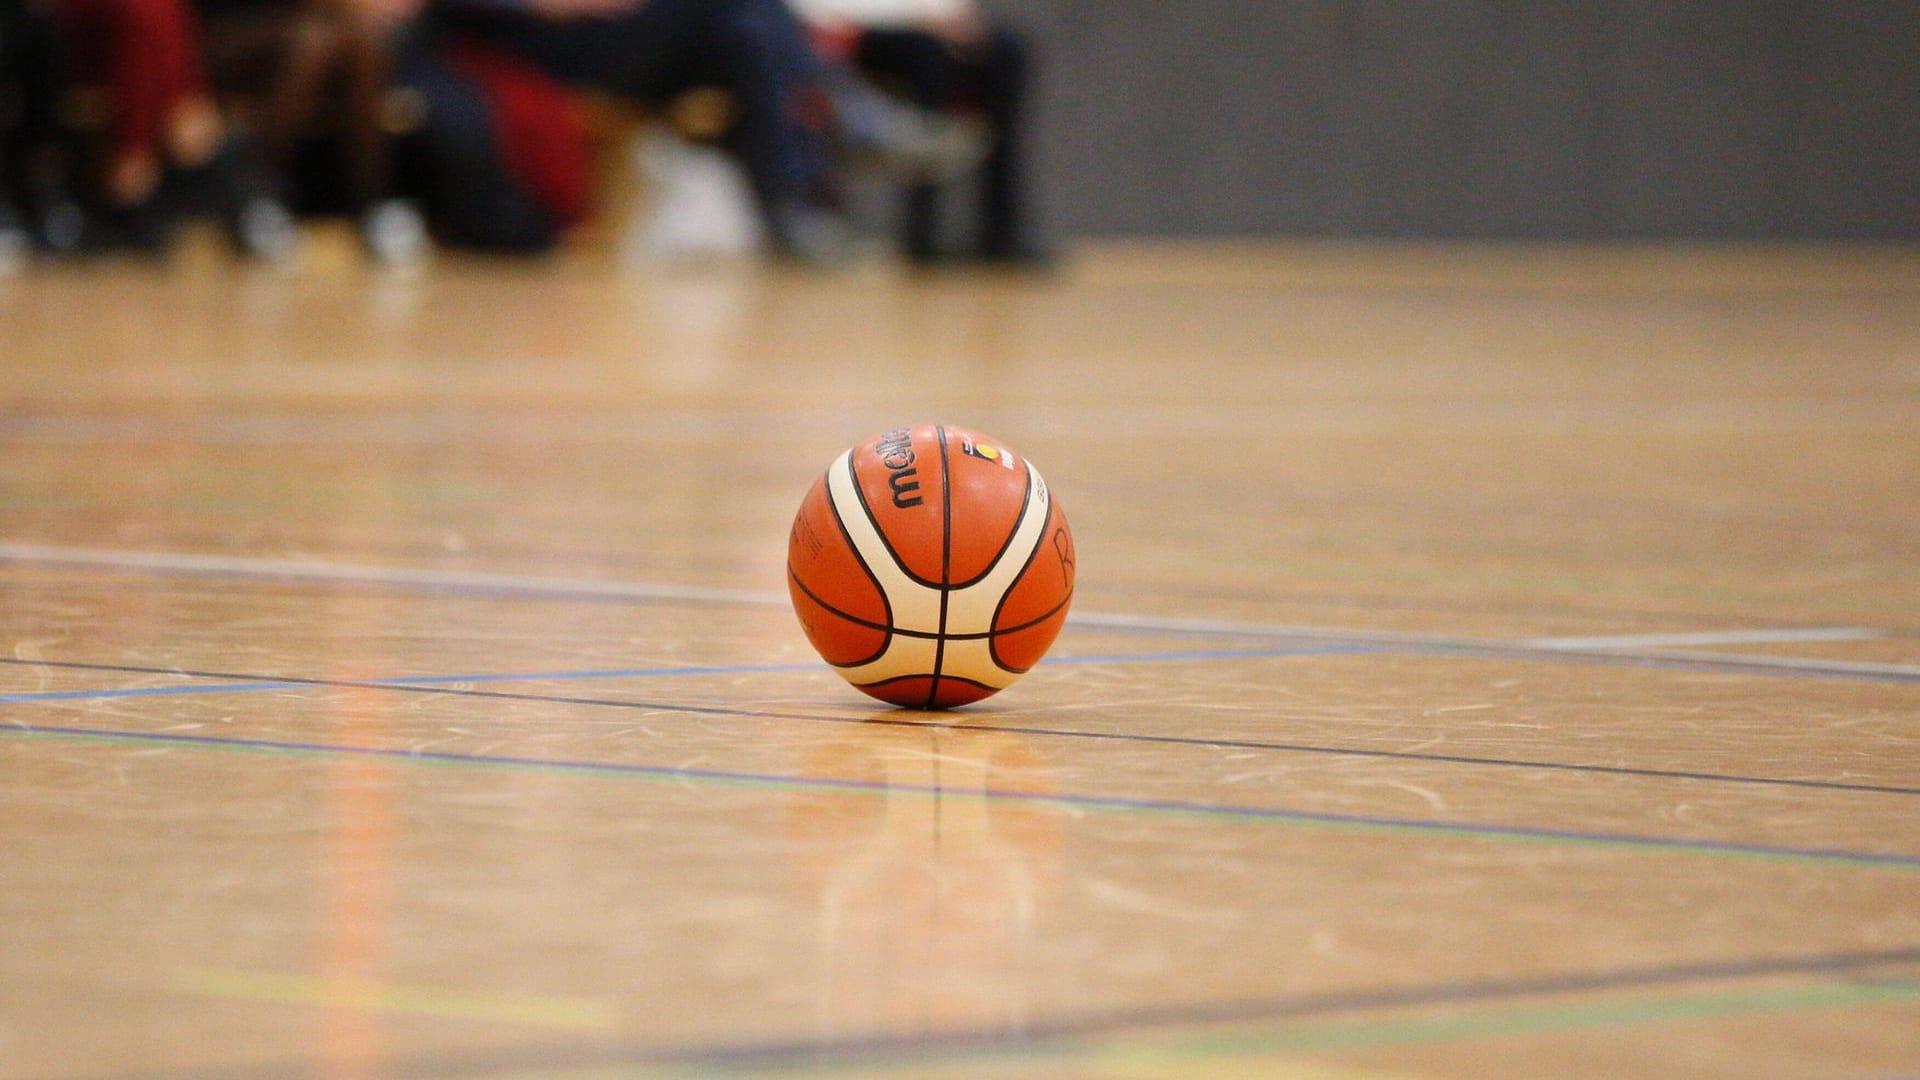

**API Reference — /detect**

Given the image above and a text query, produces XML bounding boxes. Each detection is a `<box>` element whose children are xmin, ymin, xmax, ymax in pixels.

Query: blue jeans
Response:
<box><xmin>436</xmin><ymin>0</ymin><xmax>833</xmax><ymax>232</ymax></box>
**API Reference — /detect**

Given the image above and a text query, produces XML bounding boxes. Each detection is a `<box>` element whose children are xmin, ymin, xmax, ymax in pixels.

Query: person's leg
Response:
<box><xmin>700</xmin><ymin>0</ymin><xmax>837</xmax><ymax>247</ymax></box>
<box><xmin>56</xmin><ymin>0</ymin><xmax>217</xmax><ymax>207</ymax></box>
<box><xmin>439</xmin><ymin>0</ymin><xmax>840</xmax><ymax>255</ymax></box>
<box><xmin>392</xmin><ymin>45</ymin><xmax>556</xmax><ymax>252</ymax></box>
<box><xmin>3</xmin><ymin>0</ymin><xmax>73</xmax><ymax>250</ymax></box>
<box><xmin>968</xmin><ymin>25</ymin><xmax>1033</xmax><ymax>260</ymax></box>
<box><xmin>0</xmin><ymin>11</ymin><xmax>22</xmax><ymax>265</ymax></box>
<box><xmin>0</xmin><ymin>0</ymin><xmax>20</xmax><ymax>244</ymax></box>
<box><xmin>332</xmin><ymin>7</ymin><xmax>396</xmax><ymax>214</ymax></box>
<box><xmin>853</xmin><ymin>27</ymin><xmax>953</xmax><ymax>260</ymax></box>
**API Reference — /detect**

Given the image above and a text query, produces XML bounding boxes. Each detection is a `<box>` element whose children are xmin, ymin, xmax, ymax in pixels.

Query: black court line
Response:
<box><xmin>14</xmin><ymin>721</ymin><xmax>1918</xmax><ymax>869</ymax></box>
<box><xmin>3</xmin><ymin>655</ymin><xmax>1917</xmax><ymax>798</ymax></box>
<box><xmin>67</xmin><ymin>945</ymin><xmax>1920</xmax><ymax>1080</ymax></box>
<box><xmin>6</xmin><ymin>546</ymin><xmax>1917</xmax><ymax>685</ymax></box>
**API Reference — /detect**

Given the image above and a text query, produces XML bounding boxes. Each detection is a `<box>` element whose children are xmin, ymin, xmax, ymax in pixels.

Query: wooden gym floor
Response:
<box><xmin>0</xmin><ymin>240</ymin><xmax>1916</xmax><ymax>1080</ymax></box>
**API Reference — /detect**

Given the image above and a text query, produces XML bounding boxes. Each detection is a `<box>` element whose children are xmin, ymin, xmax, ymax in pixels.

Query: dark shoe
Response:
<box><xmin>169</xmin><ymin>139</ymin><xmax>298</xmax><ymax>262</ymax></box>
<box><xmin>0</xmin><ymin>201</ymin><xmax>27</xmax><ymax>272</ymax></box>
<box><xmin>34</xmin><ymin>198</ymin><xmax>90</xmax><ymax>256</ymax></box>
<box><xmin>67</xmin><ymin>200</ymin><xmax>175</xmax><ymax>258</ymax></box>
<box><xmin>766</xmin><ymin>201</ymin><xmax>860</xmax><ymax>266</ymax></box>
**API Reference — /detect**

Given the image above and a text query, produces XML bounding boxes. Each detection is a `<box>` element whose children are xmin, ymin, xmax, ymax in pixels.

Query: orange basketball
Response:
<box><xmin>787</xmin><ymin>423</ymin><xmax>1076</xmax><ymax>709</ymax></box>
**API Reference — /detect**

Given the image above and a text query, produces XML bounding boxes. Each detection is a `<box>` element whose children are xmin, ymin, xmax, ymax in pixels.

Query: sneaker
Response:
<box><xmin>360</xmin><ymin>199</ymin><xmax>430</xmax><ymax>266</ymax></box>
<box><xmin>228</xmin><ymin>194</ymin><xmax>299</xmax><ymax>262</ymax></box>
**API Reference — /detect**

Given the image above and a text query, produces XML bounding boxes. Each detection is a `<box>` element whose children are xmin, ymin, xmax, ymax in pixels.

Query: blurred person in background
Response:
<box><xmin>0</xmin><ymin>0</ymin><xmax>55</xmax><ymax>264</ymax></box>
<box><xmin>420</xmin><ymin>0</ymin><xmax>979</xmax><ymax>262</ymax></box>
<box><xmin>49</xmin><ymin>0</ymin><xmax>296</xmax><ymax>255</ymax></box>
<box><xmin>200</xmin><ymin>0</ymin><xmax>427</xmax><ymax>261</ymax></box>
<box><xmin>795</xmin><ymin>0</ymin><xmax>1040</xmax><ymax>266</ymax></box>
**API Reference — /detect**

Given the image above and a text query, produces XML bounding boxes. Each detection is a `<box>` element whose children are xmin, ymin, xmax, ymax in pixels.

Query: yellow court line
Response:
<box><xmin>176</xmin><ymin>967</ymin><xmax>617</xmax><ymax>1031</ymax></box>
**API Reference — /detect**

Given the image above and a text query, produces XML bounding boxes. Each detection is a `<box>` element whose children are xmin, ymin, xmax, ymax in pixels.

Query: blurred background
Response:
<box><xmin>7</xmin><ymin>0</ymin><xmax>1916</xmax><ymax>273</ymax></box>
<box><xmin>1019</xmin><ymin>0</ymin><xmax>1919</xmax><ymax>241</ymax></box>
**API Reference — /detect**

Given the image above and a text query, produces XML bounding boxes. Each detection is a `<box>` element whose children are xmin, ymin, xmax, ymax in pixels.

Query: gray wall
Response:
<box><xmin>998</xmin><ymin>1</ymin><xmax>1920</xmax><ymax>240</ymax></box>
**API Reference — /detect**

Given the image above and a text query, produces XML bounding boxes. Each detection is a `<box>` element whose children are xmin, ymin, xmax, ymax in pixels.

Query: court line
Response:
<box><xmin>0</xmin><ymin>541</ymin><xmax>789</xmax><ymax>606</ymax></box>
<box><xmin>0</xmin><ymin>645</ymin><xmax>1368</xmax><ymax>702</ymax></box>
<box><xmin>6</xmin><ymin>722</ymin><xmax>1918</xmax><ymax>870</ymax></box>
<box><xmin>86</xmin><ymin>945</ymin><xmax>1920</xmax><ymax>1080</ymax></box>
<box><xmin>658</xmin><ymin>979</ymin><xmax>1920</xmax><ymax>1079</ymax></box>
<box><xmin>3</xmin><ymin>542</ymin><xmax>1915</xmax><ymax>684</ymax></box>
<box><xmin>0</xmin><ymin>645</ymin><xmax>1361</xmax><ymax>704</ymax></box>
<box><xmin>4</xmin><ymin>655</ymin><xmax>1916</xmax><ymax>798</ymax></box>
<box><xmin>1068</xmin><ymin>611</ymin><xmax>1919</xmax><ymax>683</ymax></box>
<box><xmin>1518</xmin><ymin>626</ymin><xmax>1885</xmax><ymax>649</ymax></box>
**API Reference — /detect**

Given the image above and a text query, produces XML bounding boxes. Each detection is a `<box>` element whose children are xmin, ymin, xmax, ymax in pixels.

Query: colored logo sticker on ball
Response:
<box><xmin>962</xmin><ymin>438</ymin><xmax>1018</xmax><ymax>470</ymax></box>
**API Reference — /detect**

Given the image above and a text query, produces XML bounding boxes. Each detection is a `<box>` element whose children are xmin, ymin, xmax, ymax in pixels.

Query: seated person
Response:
<box><xmin>200</xmin><ymin>0</ymin><xmax>426</xmax><ymax>262</ymax></box>
<box><xmin>421</xmin><ymin>0</ymin><xmax>977</xmax><ymax>261</ymax></box>
<box><xmin>50</xmin><ymin>0</ymin><xmax>296</xmax><ymax>255</ymax></box>
<box><xmin>794</xmin><ymin>0</ymin><xmax>1042</xmax><ymax>265</ymax></box>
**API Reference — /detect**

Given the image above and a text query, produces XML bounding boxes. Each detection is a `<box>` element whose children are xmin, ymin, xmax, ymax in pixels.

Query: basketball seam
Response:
<box><xmin>856</xmin><ymin>672</ymin><xmax>995</xmax><ymax>693</ymax></box>
<box><xmin>786</xmin><ymin>568</ymin><xmax>893</xmax><ymax>667</ymax></box>
<box><xmin>945</xmin><ymin>455</ymin><xmax>1035</xmax><ymax>591</ymax></box>
<box><xmin>786</xmin><ymin>594</ymin><xmax>1073</xmax><ymax>649</ymax></box>
<box><xmin>927</xmin><ymin>425</ymin><xmax>953</xmax><ymax>709</ymax></box>
<box><xmin>819</xmin><ymin>456</ymin><xmax>895</xmax><ymax>632</ymax></box>
<box><xmin>993</xmin><ymin>588</ymin><xmax>1075</xmax><ymax>643</ymax></box>
<box><xmin>989</xmin><ymin>500</ymin><xmax>1067</xmax><ymax>673</ymax></box>
<box><xmin>846</xmin><ymin>437</ymin><xmax>947</xmax><ymax>591</ymax></box>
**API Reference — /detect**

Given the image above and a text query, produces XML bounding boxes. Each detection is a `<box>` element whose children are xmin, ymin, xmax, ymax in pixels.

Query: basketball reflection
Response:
<box><xmin>785</xmin><ymin>722</ymin><xmax>1066</xmax><ymax>1039</ymax></box>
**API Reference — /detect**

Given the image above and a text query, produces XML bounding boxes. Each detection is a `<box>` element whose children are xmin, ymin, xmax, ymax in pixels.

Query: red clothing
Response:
<box><xmin>443</xmin><ymin>41</ymin><xmax>594</xmax><ymax>230</ymax></box>
<box><xmin>55</xmin><ymin>0</ymin><xmax>211</xmax><ymax>162</ymax></box>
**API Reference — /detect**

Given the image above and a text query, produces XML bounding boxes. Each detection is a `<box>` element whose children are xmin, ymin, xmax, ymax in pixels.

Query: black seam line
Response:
<box><xmin>858</xmin><ymin>673</ymin><xmax>994</xmax><ymax>692</ymax></box>
<box><xmin>810</xmin><ymin>586</ymin><xmax>1078</xmax><ymax>648</ymax></box>
<box><xmin>785</xmin><ymin>569</ymin><xmax>890</xmax><ymax>666</ymax></box>
<box><xmin>2</xmin><ymin>656</ymin><xmax>1914</xmax><ymax>797</ymax></box>
<box><xmin>927</xmin><ymin>425</ymin><xmax>953</xmax><ymax>709</ymax></box>
<box><xmin>997</xmin><ymin>588</ymin><xmax>1074</xmax><ymax>639</ymax></box>
<box><xmin>944</xmin><ymin>452</ymin><xmax>1035</xmax><ymax>591</ymax></box>
<box><xmin>850</xmin><ymin>435</ymin><xmax>945</xmax><ymax>592</ymax></box>
<box><xmin>990</xmin><ymin>486</ymin><xmax>1058</xmax><ymax>674</ymax></box>
<box><xmin>821</xmin><ymin>458</ymin><xmax>894</xmax><ymax>632</ymax></box>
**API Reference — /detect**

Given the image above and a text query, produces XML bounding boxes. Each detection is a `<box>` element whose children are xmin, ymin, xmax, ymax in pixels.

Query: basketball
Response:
<box><xmin>787</xmin><ymin>423</ymin><xmax>1076</xmax><ymax>709</ymax></box>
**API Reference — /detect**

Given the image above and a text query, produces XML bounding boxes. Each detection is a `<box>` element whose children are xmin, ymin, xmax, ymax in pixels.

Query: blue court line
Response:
<box><xmin>7</xmin><ymin>551</ymin><xmax>1920</xmax><ymax>686</ymax></box>
<box><xmin>5</xmin><ymin>722</ymin><xmax>1918</xmax><ymax>871</ymax></box>
<box><xmin>0</xmin><ymin>681</ymin><xmax>300</xmax><ymax>704</ymax></box>
<box><xmin>5</xmin><ymin>652</ymin><xmax>1916</xmax><ymax>798</ymax></box>
<box><xmin>0</xmin><ymin>644</ymin><xmax>1366</xmax><ymax>705</ymax></box>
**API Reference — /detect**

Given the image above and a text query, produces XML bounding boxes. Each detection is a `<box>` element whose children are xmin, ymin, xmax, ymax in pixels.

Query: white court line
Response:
<box><xmin>1</xmin><ymin>541</ymin><xmax>1912</xmax><ymax>680</ymax></box>
<box><xmin>1067</xmin><ymin>611</ymin><xmax>1914</xmax><ymax>679</ymax></box>
<box><xmin>0</xmin><ymin>541</ymin><xmax>787</xmax><ymax>607</ymax></box>
<box><xmin>1518</xmin><ymin>627</ymin><xmax>1885</xmax><ymax>650</ymax></box>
